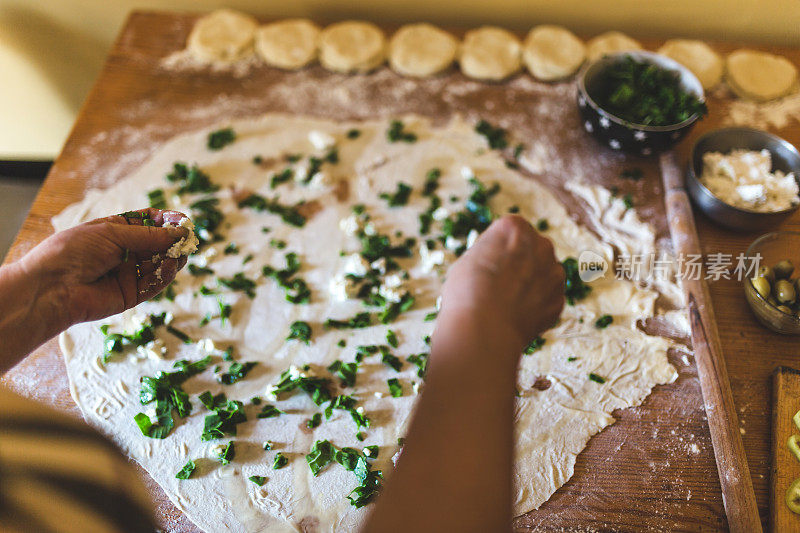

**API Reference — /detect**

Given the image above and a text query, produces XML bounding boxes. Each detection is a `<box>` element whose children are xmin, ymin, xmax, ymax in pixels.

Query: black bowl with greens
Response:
<box><xmin>577</xmin><ymin>51</ymin><xmax>706</xmax><ymax>155</ymax></box>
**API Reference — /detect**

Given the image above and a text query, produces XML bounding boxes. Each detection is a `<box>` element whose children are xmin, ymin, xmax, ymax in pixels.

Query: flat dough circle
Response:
<box><xmin>459</xmin><ymin>26</ymin><xmax>522</xmax><ymax>81</ymax></box>
<box><xmin>522</xmin><ymin>25</ymin><xmax>586</xmax><ymax>81</ymax></box>
<box><xmin>726</xmin><ymin>49</ymin><xmax>799</xmax><ymax>101</ymax></box>
<box><xmin>319</xmin><ymin>21</ymin><xmax>386</xmax><ymax>73</ymax></box>
<box><xmin>586</xmin><ymin>31</ymin><xmax>642</xmax><ymax>62</ymax></box>
<box><xmin>255</xmin><ymin>19</ymin><xmax>320</xmax><ymax>70</ymax></box>
<box><xmin>657</xmin><ymin>39</ymin><xmax>723</xmax><ymax>90</ymax></box>
<box><xmin>389</xmin><ymin>23</ymin><xmax>458</xmax><ymax>78</ymax></box>
<box><xmin>188</xmin><ymin>9</ymin><xmax>259</xmax><ymax>63</ymax></box>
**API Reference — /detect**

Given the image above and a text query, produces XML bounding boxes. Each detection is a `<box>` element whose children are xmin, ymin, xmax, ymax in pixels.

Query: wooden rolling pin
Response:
<box><xmin>771</xmin><ymin>366</ymin><xmax>800</xmax><ymax>532</ymax></box>
<box><xmin>659</xmin><ymin>152</ymin><xmax>762</xmax><ymax>532</ymax></box>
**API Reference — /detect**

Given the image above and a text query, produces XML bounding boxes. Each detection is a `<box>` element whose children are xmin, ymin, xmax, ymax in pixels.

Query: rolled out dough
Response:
<box><xmin>657</xmin><ymin>39</ymin><xmax>723</xmax><ymax>90</ymax></box>
<box><xmin>726</xmin><ymin>49</ymin><xmax>798</xmax><ymax>102</ymax></box>
<box><xmin>56</xmin><ymin>114</ymin><xmax>678</xmax><ymax>532</ymax></box>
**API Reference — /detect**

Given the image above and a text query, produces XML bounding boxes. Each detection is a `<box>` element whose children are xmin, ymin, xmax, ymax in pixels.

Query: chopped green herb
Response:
<box><xmin>380</xmin><ymin>347</ymin><xmax>403</xmax><ymax>372</ymax></box>
<box><xmin>475</xmin><ymin>119</ymin><xmax>508</xmax><ymax>149</ymax></box>
<box><xmin>270</xmin><ymin>168</ymin><xmax>294</xmax><ymax>189</ymax></box>
<box><xmin>562</xmin><ymin>257</ymin><xmax>591</xmax><ymax>305</ymax></box>
<box><xmin>306</xmin><ymin>439</ymin><xmax>335</xmax><ymax>476</ymax></box>
<box><xmin>523</xmin><ymin>336</ymin><xmax>546</xmax><ymax>355</ymax></box>
<box><xmin>262</xmin><ymin>440</ymin><xmax>274</xmax><ymax>450</ymax></box>
<box><xmin>407</xmin><ymin>353</ymin><xmax>429</xmax><ymax>379</ymax></box>
<box><xmin>237</xmin><ymin>194</ymin><xmax>306</xmax><ymax>227</ymax></box>
<box><xmin>328</xmin><ymin>360</ymin><xmax>359</xmax><ymax>387</ymax></box>
<box><xmin>595</xmin><ymin>314</ymin><xmax>614</xmax><ymax>329</ymax></box>
<box><xmin>167</xmin><ymin>163</ymin><xmax>219</xmax><ymax>195</ymax></box>
<box><xmin>218</xmin><ymin>361</ymin><xmax>257</xmax><ymax>385</ymax></box>
<box><xmin>270</xmin><ymin>367</ymin><xmax>332</xmax><ymax>406</ymax></box>
<box><xmin>347</xmin><ymin>129</ymin><xmax>361</xmax><ymax>139</ymax></box>
<box><xmin>513</xmin><ymin>143</ymin><xmax>525</xmax><ymax>159</ymax></box>
<box><xmin>387</xmin><ymin>120</ymin><xmax>417</xmax><ymax>143</ymax></box>
<box><xmin>242</xmin><ymin>254</ymin><xmax>254</xmax><ymax>265</ymax></box>
<box><xmin>176</xmin><ymin>460</ymin><xmax>196</xmax><ymax>480</ymax></box>
<box><xmin>306</xmin><ymin>413</ymin><xmax>322</xmax><ymax>429</ymax></box>
<box><xmin>386</xmin><ymin>330</ymin><xmax>399</xmax><ymax>348</ymax></box>
<box><xmin>567</xmin><ymin>356</ymin><xmax>578</xmax><ymax>362</ymax></box>
<box><xmin>589</xmin><ymin>373</ymin><xmax>606</xmax><ymax>384</ymax></box>
<box><xmin>269</xmin><ymin>238</ymin><xmax>287</xmax><ymax>249</ymax></box>
<box><xmin>201</xmin><ymin>399</ymin><xmax>247</xmax><ymax>441</ymax></box>
<box><xmin>387</xmin><ymin>378</ymin><xmax>403</xmax><ymax>398</ymax></box>
<box><xmin>424</xmin><ymin>312</ymin><xmax>438</xmax><ymax>322</ymax></box>
<box><xmin>188</xmin><ymin>264</ymin><xmax>214</xmax><ymax>276</ymax></box>
<box><xmin>252</xmin><ymin>155</ymin><xmax>263</xmax><ymax>165</ymax></box>
<box><xmin>217</xmin><ymin>272</ymin><xmax>257</xmax><ymax>298</ymax></box>
<box><xmin>287</xmin><ymin>321</ymin><xmax>312</xmax><ymax>344</ymax></box>
<box><xmin>208</xmin><ymin>128</ymin><xmax>236</xmax><ymax>150</ymax></box>
<box><xmin>324</xmin><ymin>312</ymin><xmax>373</xmax><ymax>329</ymax></box>
<box><xmin>536</xmin><ymin>218</ymin><xmax>549</xmax><ymax>231</ymax></box>
<box><xmin>423</xmin><ymin>168</ymin><xmax>441</xmax><ymax>196</ymax></box>
<box><xmin>263</xmin><ymin>253</ymin><xmax>311</xmax><ymax>304</ymax></box>
<box><xmin>508</xmin><ymin>206</ymin><xmax>520</xmax><ymax>214</ymax></box>
<box><xmin>218</xmin><ymin>441</ymin><xmax>235</xmax><ymax>464</ymax></box>
<box><xmin>147</xmin><ymin>189</ymin><xmax>167</xmax><ymax>210</ymax></box>
<box><xmin>378</xmin><ymin>293</ymin><xmax>415</xmax><ymax>324</ymax></box>
<box><xmin>623</xmin><ymin>194</ymin><xmax>634</xmax><ymax>209</ymax></box>
<box><xmin>337</xmin><ymin>339</ymin><xmax>347</xmax><ymax>348</ymax></box>
<box><xmin>356</xmin><ymin>432</ymin><xmax>366</xmax><ymax>442</ymax></box>
<box><xmin>257</xmin><ymin>404</ymin><xmax>284</xmax><ymax>419</ymax></box>
<box><xmin>250</xmin><ymin>396</ymin><xmax>262</xmax><ymax>405</ymax></box>
<box><xmin>223</xmin><ymin>243</ymin><xmax>239</xmax><ymax>255</ymax></box>
<box><xmin>379</xmin><ymin>182</ymin><xmax>412</xmax><ymax>207</ymax></box>
<box><xmin>249</xmin><ymin>475</ymin><xmax>267</xmax><ymax>486</ymax></box>
<box><xmin>273</xmin><ymin>452</ymin><xmax>289</xmax><ymax>469</ymax></box>
<box><xmin>363</xmin><ymin>445</ymin><xmax>379</xmax><ymax>458</ymax></box>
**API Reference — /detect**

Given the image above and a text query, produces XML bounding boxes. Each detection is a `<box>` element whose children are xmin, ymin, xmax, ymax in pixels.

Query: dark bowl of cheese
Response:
<box><xmin>577</xmin><ymin>51</ymin><xmax>706</xmax><ymax>155</ymax></box>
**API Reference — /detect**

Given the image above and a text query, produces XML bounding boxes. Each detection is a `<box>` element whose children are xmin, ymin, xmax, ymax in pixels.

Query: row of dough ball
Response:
<box><xmin>188</xmin><ymin>9</ymin><xmax>798</xmax><ymax>101</ymax></box>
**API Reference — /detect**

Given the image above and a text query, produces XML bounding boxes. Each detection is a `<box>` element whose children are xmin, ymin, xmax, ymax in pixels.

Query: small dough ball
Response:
<box><xmin>255</xmin><ymin>19</ymin><xmax>320</xmax><ymax>70</ymax></box>
<box><xmin>657</xmin><ymin>39</ymin><xmax>723</xmax><ymax>90</ymax></box>
<box><xmin>319</xmin><ymin>21</ymin><xmax>386</xmax><ymax>73</ymax></box>
<box><xmin>726</xmin><ymin>49</ymin><xmax>798</xmax><ymax>101</ymax></box>
<box><xmin>586</xmin><ymin>31</ymin><xmax>642</xmax><ymax>61</ymax></box>
<box><xmin>459</xmin><ymin>26</ymin><xmax>522</xmax><ymax>81</ymax></box>
<box><xmin>188</xmin><ymin>9</ymin><xmax>259</xmax><ymax>63</ymax></box>
<box><xmin>522</xmin><ymin>25</ymin><xmax>586</xmax><ymax>81</ymax></box>
<box><xmin>389</xmin><ymin>23</ymin><xmax>458</xmax><ymax>78</ymax></box>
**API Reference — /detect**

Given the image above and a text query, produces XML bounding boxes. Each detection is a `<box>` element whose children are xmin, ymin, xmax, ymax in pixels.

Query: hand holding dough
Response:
<box><xmin>188</xmin><ymin>9</ymin><xmax>258</xmax><ymax>63</ymax></box>
<box><xmin>319</xmin><ymin>21</ymin><xmax>386</xmax><ymax>73</ymax></box>
<box><xmin>459</xmin><ymin>26</ymin><xmax>522</xmax><ymax>81</ymax></box>
<box><xmin>255</xmin><ymin>19</ymin><xmax>320</xmax><ymax>70</ymax></box>
<box><xmin>726</xmin><ymin>49</ymin><xmax>799</xmax><ymax>101</ymax></box>
<box><xmin>389</xmin><ymin>23</ymin><xmax>458</xmax><ymax>78</ymax></box>
<box><xmin>586</xmin><ymin>31</ymin><xmax>642</xmax><ymax>62</ymax></box>
<box><xmin>522</xmin><ymin>25</ymin><xmax>586</xmax><ymax>81</ymax></box>
<box><xmin>657</xmin><ymin>39</ymin><xmax>723</xmax><ymax>90</ymax></box>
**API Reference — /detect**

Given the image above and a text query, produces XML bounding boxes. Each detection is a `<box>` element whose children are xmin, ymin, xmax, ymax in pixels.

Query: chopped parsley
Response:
<box><xmin>218</xmin><ymin>441</ymin><xmax>235</xmax><ymax>464</ymax></box>
<box><xmin>263</xmin><ymin>253</ymin><xmax>311</xmax><ymax>304</ymax></box>
<box><xmin>201</xmin><ymin>399</ymin><xmax>247</xmax><ymax>441</ymax></box>
<box><xmin>306</xmin><ymin>413</ymin><xmax>322</xmax><ymax>429</ymax></box>
<box><xmin>562</xmin><ymin>257</ymin><xmax>591</xmax><ymax>305</ymax></box>
<box><xmin>176</xmin><ymin>460</ymin><xmax>196</xmax><ymax>479</ymax></box>
<box><xmin>325</xmin><ymin>312</ymin><xmax>373</xmax><ymax>329</ymax></box>
<box><xmin>208</xmin><ymin>128</ymin><xmax>236</xmax><ymax>150</ymax></box>
<box><xmin>100</xmin><ymin>313</ymin><xmax>166</xmax><ymax>363</ymax></box>
<box><xmin>379</xmin><ymin>182</ymin><xmax>412</xmax><ymax>207</ymax></box>
<box><xmin>380</xmin><ymin>347</ymin><xmax>403</xmax><ymax>372</ymax></box>
<box><xmin>475</xmin><ymin>119</ymin><xmax>508</xmax><ymax>150</ymax></box>
<box><xmin>306</xmin><ymin>439</ymin><xmax>335</xmax><ymax>476</ymax></box>
<box><xmin>188</xmin><ymin>264</ymin><xmax>214</xmax><ymax>276</ymax></box>
<box><xmin>190</xmin><ymin>197</ymin><xmax>224</xmax><ymax>245</ymax></box>
<box><xmin>337</xmin><ymin>339</ymin><xmax>347</xmax><ymax>348</ymax></box>
<box><xmin>223</xmin><ymin>243</ymin><xmax>239</xmax><ymax>255</ymax></box>
<box><xmin>198</xmin><ymin>391</ymin><xmax>227</xmax><ymax>410</ymax></box>
<box><xmin>270</xmin><ymin>168</ymin><xmax>294</xmax><ymax>189</ymax></box>
<box><xmin>270</xmin><ymin>366</ymin><xmax>332</xmax><ymax>406</ymax></box>
<box><xmin>287</xmin><ymin>321</ymin><xmax>312</xmax><ymax>344</ymax></box>
<box><xmin>347</xmin><ymin>128</ymin><xmax>361</xmax><ymax>139</ymax></box>
<box><xmin>589</xmin><ymin>373</ymin><xmax>606</xmax><ymax>384</ymax></box>
<box><xmin>249</xmin><ymin>475</ymin><xmax>267</xmax><ymax>486</ymax></box>
<box><xmin>257</xmin><ymin>405</ymin><xmax>284</xmax><ymax>418</ymax></box>
<box><xmin>407</xmin><ymin>353</ymin><xmax>429</xmax><ymax>379</ymax></box>
<box><xmin>269</xmin><ymin>238</ymin><xmax>286</xmax><ymax>249</ymax></box>
<box><xmin>567</xmin><ymin>356</ymin><xmax>578</xmax><ymax>362</ymax></box>
<box><xmin>167</xmin><ymin>163</ymin><xmax>219</xmax><ymax>195</ymax></box>
<box><xmin>306</xmin><ymin>440</ymin><xmax>384</xmax><ymax>508</ymax></box>
<box><xmin>536</xmin><ymin>218</ymin><xmax>549</xmax><ymax>231</ymax></box>
<box><xmin>523</xmin><ymin>336</ymin><xmax>546</xmax><ymax>355</ymax></box>
<box><xmin>328</xmin><ymin>360</ymin><xmax>359</xmax><ymax>387</ymax></box>
<box><xmin>217</xmin><ymin>272</ymin><xmax>257</xmax><ymax>298</ymax></box>
<box><xmin>387</xmin><ymin>378</ymin><xmax>403</xmax><ymax>398</ymax></box>
<box><xmin>387</xmin><ymin>120</ymin><xmax>417</xmax><ymax>143</ymax></box>
<box><xmin>147</xmin><ymin>189</ymin><xmax>167</xmax><ymax>209</ymax></box>
<box><xmin>378</xmin><ymin>293</ymin><xmax>415</xmax><ymax>324</ymax></box>
<box><xmin>237</xmin><ymin>194</ymin><xmax>306</xmax><ymax>227</ymax></box>
<box><xmin>623</xmin><ymin>194</ymin><xmax>634</xmax><ymax>209</ymax></box>
<box><xmin>324</xmin><ymin>395</ymin><xmax>370</xmax><ymax>431</ymax></box>
<box><xmin>423</xmin><ymin>168</ymin><xmax>441</xmax><ymax>196</ymax></box>
<box><xmin>217</xmin><ymin>361</ymin><xmax>257</xmax><ymax>385</ymax></box>
<box><xmin>386</xmin><ymin>330</ymin><xmax>399</xmax><ymax>348</ymax></box>
<box><xmin>273</xmin><ymin>452</ymin><xmax>289</xmax><ymax>469</ymax></box>
<box><xmin>595</xmin><ymin>314</ymin><xmax>613</xmax><ymax>329</ymax></box>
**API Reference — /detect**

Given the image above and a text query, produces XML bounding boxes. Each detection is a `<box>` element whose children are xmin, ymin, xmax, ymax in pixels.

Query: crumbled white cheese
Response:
<box><xmin>363</xmin><ymin>222</ymin><xmax>377</xmax><ymax>236</ymax></box>
<box><xmin>197</xmin><ymin>338</ymin><xmax>217</xmax><ymax>355</ymax></box>
<box><xmin>210</xmin><ymin>443</ymin><xmax>226</xmax><ymax>458</ymax></box>
<box><xmin>308</xmin><ymin>170</ymin><xmax>331</xmax><ymax>189</ymax></box>
<box><xmin>431</xmin><ymin>207</ymin><xmax>449</xmax><ymax>221</ymax></box>
<box><xmin>460</xmin><ymin>166</ymin><xmax>475</xmax><ymax>180</ymax></box>
<box><xmin>193</xmin><ymin>246</ymin><xmax>218</xmax><ymax>268</ymax></box>
<box><xmin>370</xmin><ymin>258</ymin><xmax>387</xmax><ymax>274</ymax></box>
<box><xmin>445</xmin><ymin>236</ymin><xmax>463</xmax><ymax>251</ymax></box>
<box><xmin>262</xmin><ymin>440</ymin><xmax>274</xmax><ymax>450</ymax></box>
<box><xmin>419</xmin><ymin>245</ymin><xmax>445</xmax><ymax>273</ymax></box>
<box><xmin>343</xmin><ymin>254</ymin><xmax>370</xmax><ymax>277</ymax></box>
<box><xmin>136</xmin><ymin>339</ymin><xmax>167</xmax><ymax>361</ymax></box>
<box><xmin>164</xmin><ymin>217</ymin><xmax>199</xmax><ymax>258</ymax></box>
<box><xmin>144</xmin><ymin>406</ymin><xmax>158</xmax><ymax>423</ymax></box>
<box><xmin>308</xmin><ymin>130</ymin><xmax>336</xmax><ymax>151</ymax></box>
<box><xmin>339</xmin><ymin>215</ymin><xmax>360</xmax><ymax>236</ymax></box>
<box><xmin>384</xmin><ymin>274</ymin><xmax>403</xmax><ymax>289</ymax></box>
<box><xmin>264</xmin><ymin>385</ymin><xmax>278</xmax><ymax>401</ymax></box>
<box><xmin>466</xmin><ymin>229</ymin><xmax>479</xmax><ymax>249</ymax></box>
<box><xmin>700</xmin><ymin>149</ymin><xmax>799</xmax><ymax>212</ymax></box>
<box><xmin>373</xmin><ymin>391</ymin><xmax>385</xmax><ymax>399</ymax></box>
<box><xmin>412</xmin><ymin>381</ymin><xmax>422</xmax><ymax>394</ymax></box>
<box><xmin>378</xmin><ymin>275</ymin><xmax>405</xmax><ymax>303</ymax></box>
<box><xmin>435</xmin><ymin>295</ymin><xmax>442</xmax><ymax>310</ymax></box>
<box><xmin>363</xmin><ymin>447</ymin><xmax>374</xmax><ymax>457</ymax></box>
<box><xmin>328</xmin><ymin>274</ymin><xmax>359</xmax><ymax>302</ymax></box>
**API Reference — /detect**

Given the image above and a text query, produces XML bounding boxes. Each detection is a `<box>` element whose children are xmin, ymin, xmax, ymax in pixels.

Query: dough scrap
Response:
<box><xmin>657</xmin><ymin>39</ymin><xmax>723</xmax><ymax>90</ymax></box>
<box><xmin>187</xmin><ymin>9</ymin><xmax>259</xmax><ymax>63</ymax></box>
<box><xmin>255</xmin><ymin>19</ymin><xmax>320</xmax><ymax>70</ymax></box>
<box><xmin>459</xmin><ymin>26</ymin><xmax>522</xmax><ymax>81</ymax></box>
<box><xmin>522</xmin><ymin>25</ymin><xmax>586</xmax><ymax>81</ymax></box>
<box><xmin>726</xmin><ymin>49</ymin><xmax>799</xmax><ymax>102</ymax></box>
<box><xmin>389</xmin><ymin>23</ymin><xmax>458</xmax><ymax>78</ymax></box>
<box><xmin>319</xmin><ymin>21</ymin><xmax>386</xmax><ymax>73</ymax></box>
<box><xmin>586</xmin><ymin>31</ymin><xmax>642</xmax><ymax>62</ymax></box>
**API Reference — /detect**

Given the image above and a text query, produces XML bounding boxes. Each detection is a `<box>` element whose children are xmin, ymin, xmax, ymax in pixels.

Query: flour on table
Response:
<box><xmin>55</xmin><ymin>114</ymin><xmax>678</xmax><ymax>532</ymax></box>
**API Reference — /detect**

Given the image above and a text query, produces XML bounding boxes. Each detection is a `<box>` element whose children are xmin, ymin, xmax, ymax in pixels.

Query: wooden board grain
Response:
<box><xmin>771</xmin><ymin>367</ymin><xmax>800</xmax><ymax>532</ymax></box>
<box><xmin>4</xmin><ymin>10</ymin><xmax>800</xmax><ymax>532</ymax></box>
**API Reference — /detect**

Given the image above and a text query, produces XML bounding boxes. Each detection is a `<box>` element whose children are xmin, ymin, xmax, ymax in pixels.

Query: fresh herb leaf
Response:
<box><xmin>208</xmin><ymin>128</ymin><xmax>236</xmax><ymax>150</ymax></box>
<box><xmin>306</xmin><ymin>413</ymin><xmax>322</xmax><ymax>429</ymax></box>
<box><xmin>379</xmin><ymin>182</ymin><xmax>412</xmax><ymax>207</ymax></box>
<box><xmin>523</xmin><ymin>336</ymin><xmax>546</xmax><ymax>355</ymax></box>
<box><xmin>595</xmin><ymin>314</ymin><xmax>613</xmax><ymax>329</ymax></box>
<box><xmin>407</xmin><ymin>353</ymin><xmax>429</xmax><ymax>379</ymax></box>
<box><xmin>386</xmin><ymin>330</ymin><xmax>399</xmax><ymax>348</ymax></box>
<box><xmin>380</xmin><ymin>347</ymin><xmax>403</xmax><ymax>372</ymax></box>
<box><xmin>147</xmin><ymin>189</ymin><xmax>167</xmax><ymax>209</ymax></box>
<box><xmin>201</xmin><ymin>400</ymin><xmax>247</xmax><ymax>441</ymax></box>
<box><xmin>387</xmin><ymin>120</ymin><xmax>417</xmax><ymax>143</ymax></box>
<box><xmin>287</xmin><ymin>321</ymin><xmax>312</xmax><ymax>344</ymax></box>
<box><xmin>325</xmin><ymin>312</ymin><xmax>373</xmax><ymax>329</ymax></box>
<box><xmin>273</xmin><ymin>452</ymin><xmax>289</xmax><ymax>469</ymax></box>
<box><xmin>562</xmin><ymin>257</ymin><xmax>591</xmax><ymax>305</ymax></box>
<box><xmin>237</xmin><ymin>194</ymin><xmax>307</xmax><ymax>227</ymax></box>
<box><xmin>249</xmin><ymin>475</ymin><xmax>267</xmax><ymax>486</ymax></box>
<box><xmin>217</xmin><ymin>272</ymin><xmax>257</xmax><ymax>298</ymax></box>
<box><xmin>270</xmin><ymin>168</ymin><xmax>294</xmax><ymax>189</ymax></box>
<box><xmin>347</xmin><ymin>129</ymin><xmax>361</xmax><ymax>139</ymax></box>
<box><xmin>589</xmin><ymin>373</ymin><xmax>606</xmax><ymax>384</ymax></box>
<box><xmin>257</xmin><ymin>404</ymin><xmax>284</xmax><ymax>418</ymax></box>
<box><xmin>328</xmin><ymin>360</ymin><xmax>359</xmax><ymax>387</ymax></box>
<box><xmin>387</xmin><ymin>378</ymin><xmax>403</xmax><ymax>398</ymax></box>
<box><xmin>176</xmin><ymin>460</ymin><xmax>196</xmax><ymax>479</ymax></box>
<box><xmin>217</xmin><ymin>361</ymin><xmax>257</xmax><ymax>385</ymax></box>
<box><xmin>536</xmin><ymin>218</ymin><xmax>549</xmax><ymax>231</ymax></box>
<box><xmin>475</xmin><ymin>120</ymin><xmax>508</xmax><ymax>149</ymax></box>
<box><xmin>218</xmin><ymin>441</ymin><xmax>235</xmax><ymax>465</ymax></box>
<box><xmin>306</xmin><ymin>439</ymin><xmax>335</xmax><ymax>476</ymax></box>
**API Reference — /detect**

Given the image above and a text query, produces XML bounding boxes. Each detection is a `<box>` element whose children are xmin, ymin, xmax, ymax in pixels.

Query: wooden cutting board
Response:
<box><xmin>4</xmin><ymin>10</ymin><xmax>800</xmax><ymax>531</ymax></box>
<box><xmin>771</xmin><ymin>367</ymin><xmax>800</xmax><ymax>532</ymax></box>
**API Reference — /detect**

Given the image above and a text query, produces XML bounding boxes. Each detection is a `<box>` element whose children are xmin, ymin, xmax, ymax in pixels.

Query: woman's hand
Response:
<box><xmin>0</xmin><ymin>208</ymin><xmax>190</xmax><ymax>370</ymax></box>
<box><xmin>439</xmin><ymin>215</ymin><xmax>565</xmax><ymax>354</ymax></box>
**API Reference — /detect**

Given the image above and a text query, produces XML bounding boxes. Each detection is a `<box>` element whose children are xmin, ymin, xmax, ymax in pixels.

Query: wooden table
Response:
<box><xmin>3</xmin><ymin>10</ymin><xmax>800</xmax><ymax>532</ymax></box>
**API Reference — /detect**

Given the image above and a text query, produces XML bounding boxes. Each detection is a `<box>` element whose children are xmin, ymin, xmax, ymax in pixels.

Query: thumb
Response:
<box><xmin>102</xmin><ymin>222</ymin><xmax>189</xmax><ymax>254</ymax></box>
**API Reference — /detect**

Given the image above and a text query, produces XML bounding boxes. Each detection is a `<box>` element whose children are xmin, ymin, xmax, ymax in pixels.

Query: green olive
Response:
<box><xmin>775</xmin><ymin>279</ymin><xmax>797</xmax><ymax>304</ymax></box>
<box><xmin>774</xmin><ymin>259</ymin><xmax>795</xmax><ymax>280</ymax></box>
<box><xmin>778</xmin><ymin>305</ymin><xmax>794</xmax><ymax>315</ymax></box>
<box><xmin>758</xmin><ymin>265</ymin><xmax>775</xmax><ymax>283</ymax></box>
<box><xmin>752</xmin><ymin>276</ymin><xmax>772</xmax><ymax>299</ymax></box>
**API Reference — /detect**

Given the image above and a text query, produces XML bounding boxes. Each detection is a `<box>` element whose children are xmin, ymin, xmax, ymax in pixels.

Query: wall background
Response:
<box><xmin>1</xmin><ymin>0</ymin><xmax>799</xmax><ymax>159</ymax></box>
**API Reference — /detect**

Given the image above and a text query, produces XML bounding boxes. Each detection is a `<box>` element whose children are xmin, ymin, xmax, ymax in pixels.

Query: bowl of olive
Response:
<box><xmin>745</xmin><ymin>231</ymin><xmax>800</xmax><ymax>334</ymax></box>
